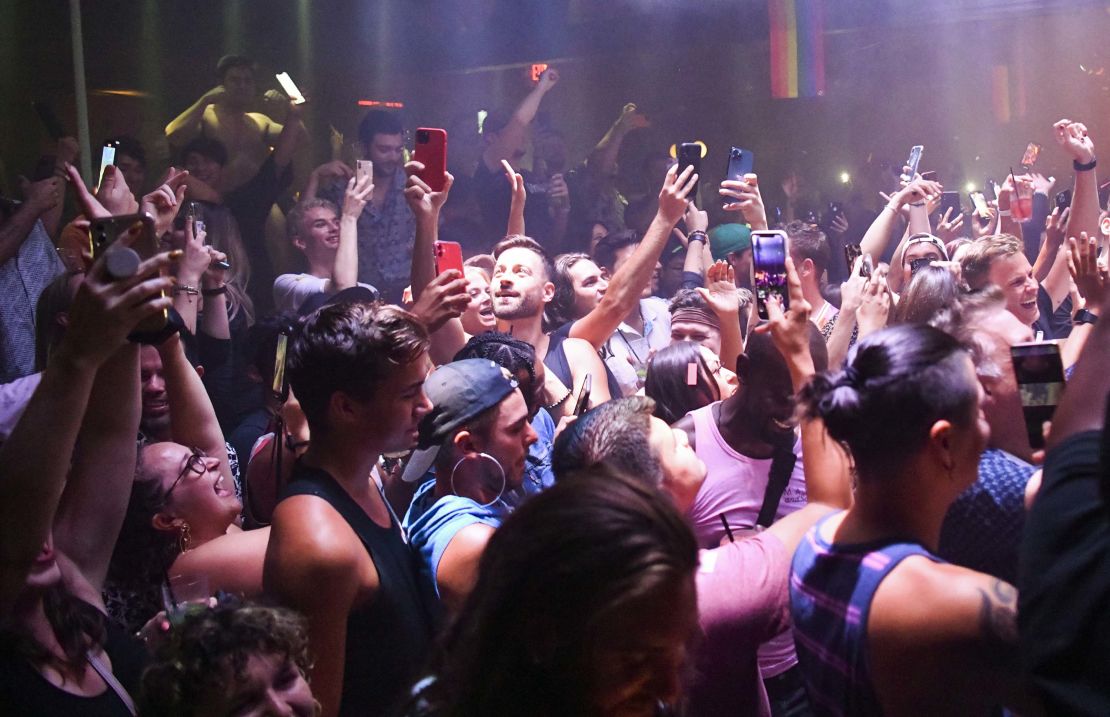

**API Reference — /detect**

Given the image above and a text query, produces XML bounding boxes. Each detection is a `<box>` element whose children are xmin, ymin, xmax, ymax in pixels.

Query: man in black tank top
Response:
<box><xmin>264</xmin><ymin>301</ymin><xmax>438</xmax><ymax>717</ymax></box>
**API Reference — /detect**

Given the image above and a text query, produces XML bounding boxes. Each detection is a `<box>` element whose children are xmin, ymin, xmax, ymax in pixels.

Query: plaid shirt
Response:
<box><xmin>0</xmin><ymin>219</ymin><xmax>64</xmax><ymax>382</ymax></box>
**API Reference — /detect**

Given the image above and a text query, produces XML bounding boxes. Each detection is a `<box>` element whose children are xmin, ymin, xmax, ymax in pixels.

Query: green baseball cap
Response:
<box><xmin>709</xmin><ymin>223</ymin><xmax>752</xmax><ymax>262</ymax></box>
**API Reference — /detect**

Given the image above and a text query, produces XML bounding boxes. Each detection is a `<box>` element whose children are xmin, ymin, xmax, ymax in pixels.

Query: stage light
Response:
<box><xmin>965</xmin><ymin>182</ymin><xmax>977</xmax><ymax>193</ymax></box>
<box><xmin>530</xmin><ymin>63</ymin><xmax>548</xmax><ymax>83</ymax></box>
<box><xmin>839</xmin><ymin>172</ymin><xmax>851</xmax><ymax>184</ymax></box>
<box><xmin>668</xmin><ymin>141</ymin><xmax>709</xmax><ymax>159</ymax></box>
<box><xmin>357</xmin><ymin>100</ymin><xmax>404</xmax><ymax>108</ymax></box>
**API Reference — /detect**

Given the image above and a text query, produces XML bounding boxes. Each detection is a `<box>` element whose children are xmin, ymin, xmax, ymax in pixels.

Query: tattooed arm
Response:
<box><xmin>866</xmin><ymin>558</ymin><xmax>1043</xmax><ymax>717</ymax></box>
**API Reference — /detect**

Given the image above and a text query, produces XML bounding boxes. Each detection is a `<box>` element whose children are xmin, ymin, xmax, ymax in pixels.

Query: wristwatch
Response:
<box><xmin>1075</xmin><ymin>308</ymin><xmax>1099</xmax><ymax>326</ymax></box>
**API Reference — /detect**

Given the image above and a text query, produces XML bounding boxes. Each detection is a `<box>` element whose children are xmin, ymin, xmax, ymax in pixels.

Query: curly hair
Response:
<box><xmin>549</xmin><ymin>252</ymin><xmax>594</xmax><ymax>328</ymax></box>
<box><xmin>140</xmin><ymin>599</ymin><xmax>312</xmax><ymax>717</ymax></box>
<box><xmin>454</xmin><ymin>332</ymin><xmax>540</xmax><ymax>415</ymax></box>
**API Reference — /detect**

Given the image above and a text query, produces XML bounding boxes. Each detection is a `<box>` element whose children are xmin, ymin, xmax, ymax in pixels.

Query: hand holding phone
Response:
<box><xmin>1011</xmin><ymin>342</ymin><xmax>1065</xmax><ymax>450</ymax></box>
<box><xmin>572</xmin><ymin>374</ymin><xmax>593</xmax><ymax>416</ymax></box>
<box><xmin>275</xmin><ymin>72</ymin><xmax>306</xmax><ymax>104</ymax></box>
<box><xmin>726</xmin><ymin>147</ymin><xmax>754</xmax><ymax>182</ymax></box>
<box><xmin>751</xmin><ymin>230</ymin><xmax>789</xmax><ymax>320</ymax></box>
<box><xmin>414</xmin><ymin>128</ymin><xmax>448</xmax><ymax>192</ymax></box>
<box><xmin>677</xmin><ymin>143</ymin><xmax>702</xmax><ymax>202</ymax></box>
<box><xmin>272</xmin><ymin>332</ymin><xmax>290</xmax><ymax>403</ymax></box>
<box><xmin>434</xmin><ymin>241</ymin><xmax>464</xmax><ymax>277</ymax></box>
<box><xmin>902</xmin><ymin>145</ymin><xmax>924</xmax><ymax>182</ymax></box>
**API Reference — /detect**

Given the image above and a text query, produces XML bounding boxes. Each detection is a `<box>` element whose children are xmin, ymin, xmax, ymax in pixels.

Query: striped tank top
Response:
<box><xmin>789</xmin><ymin>512</ymin><xmax>943</xmax><ymax>716</ymax></box>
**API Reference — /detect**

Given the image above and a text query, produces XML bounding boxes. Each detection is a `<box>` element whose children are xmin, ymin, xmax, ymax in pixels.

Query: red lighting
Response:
<box><xmin>358</xmin><ymin>100</ymin><xmax>405</xmax><ymax>108</ymax></box>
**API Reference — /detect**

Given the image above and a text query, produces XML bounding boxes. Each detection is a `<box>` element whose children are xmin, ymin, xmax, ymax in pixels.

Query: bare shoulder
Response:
<box><xmin>672</xmin><ymin>412</ymin><xmax>696</xmax><ymax>447</ymax></box>
<box><xmin>871</xmin><ymin>556</ymin><xmax>1016</xmax><ymax>646</ymax></box>
<box><xmin>561</xmin><ymin>336</ymin><xmax>601</xmax><ymax>361</ymax></box>
<box><xmin>265</xmin><ymin>496</ymin><xmax>366</xmax><ymax>593</ymax></box>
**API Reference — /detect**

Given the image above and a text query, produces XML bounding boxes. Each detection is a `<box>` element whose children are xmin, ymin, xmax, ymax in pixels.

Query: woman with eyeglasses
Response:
<box><xmin>105</xmin><ymin>332</ymin><xmax>269</xmax><ymax>633</ymax></box>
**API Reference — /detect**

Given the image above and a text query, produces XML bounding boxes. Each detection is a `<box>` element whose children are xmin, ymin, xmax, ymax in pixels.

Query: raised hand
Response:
<box><xmin>62</xmin><ymin>245</ymin><xmax>178</xmax><ymax>368</ymax></box>
<box><xmin>409</xmin><ymin>269</ymin><xmax>470</xmax><ymax>333</ymax></box>
<box><xmin>1068</xmin><ymin>231</ymin><xmax>1108</xmax><ymax>307</ymax></box>
<box><xmin>403</xmin><ymin>161</ymin><xmax>454</xmax><ymax>223</ymax></box>
<box><xmin>839</xmin><ymin>257</ymin><xmax>869</xmax><ymax>315</ymax></box>
<box><xmin>502</xmin><ymin>159</ymin><xmax>526</xmax><ymax>206</ymax></box>
<box><xmin>176</xmin><ymin>215</ymin><xmax>212</xmax><ymax>284</ymax></box>
<box><xmin>1053</xmin><ymin>119</ymin><xmax>1096</xmax><ymax>164</ymax></box>
<box><xmin>829</xmin><ymin>212</ymin><xmax>850</xmax><ymax>238</ymax></box>
<box><xmin>891</xmin><ymin>177</ymin><xmax>942</xmax><ymax>209</ymax></box>
<box><xmin>857</xmin><ymin>273</ymin><xmax>891</xmax><ymax>337</ymax></box>
<box><xmin>1046</xmin><ymin>206</ymin><xmax>1070</xmax><ymax>246</ymax></box>
<box><xmin>141</xmin><ymin>168</ymin><xmax>189</xmax><ymax>237</ymax></box>
<box><xmin>312</xmin><ymin>160</ymin><xmax>354</xmax><ymax>184</ymax></box>
<box><xmin>934</xmin><ymin>207</ymin><xmax>965</xmax><ymax>244</ymax></box>
<box><xmin>720</xmin><ymin>173</ymin><xmax>768</xmax><ymax>231</ymax></box>
<box><xmin>755</xmin><ymin>256</ymin><xmax>812</xmax><ymax>366</ymax></box>
<box><xmin>683</xmin><ymin>200</ymin><xmax>708</xmax><ymax>234</ymax></box>
<box><xmin>343</xmin><ymin>173</ymin><xmax>374</xmax><ymax>219</ymax></box>
<box><xmin>617</xmin><ymin>102</ymin><xmax>649</xmax><ymax>131</ymax></box>
<box><xmin>697</xmin><ymin>261</ymin><xmax>740</xmax><ymax>317</ymax></box>
<box><xmin>202</xmin><ymin>85</ymin><xmax>228</xmax><ymax>107</ymax></box>
<box><xmin>548</xmin><ymin>173</ymin><xmax>570</xmax><ymax>213</ymax></box>
<box><xmin>95</xmin><ymin>165</ymin><xmax>139</xmax><ymax>216</ymax></box>
<box><xmin>19</xmin><ymin>175</ymin><xmax>62</xmax><ymax>215</ymax></box>
<box><xmin>657</xmin><ymin>164</ymin><xmax>698</xmax><ymax>226</ymax></box>
<box><xmin>971</xmin><ymin>202</ymin><xmax>999</xmax><ymax>239</ymax></box>
<box><xmin>1029</xmin><ymin>172</ymin><xmax>1055</xmax><ymax>196</ymax></box>
<box><xmin>537</xmin><ymin>68</ymin><xmax>560</xmax><ymax>91</ymax></box>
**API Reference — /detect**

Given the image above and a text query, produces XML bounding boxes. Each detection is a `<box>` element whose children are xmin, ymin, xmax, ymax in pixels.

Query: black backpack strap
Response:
<box><xmin>756</xmin><ymin>443</ymin><xmax>797</xmax><ymax>528</ymax></box>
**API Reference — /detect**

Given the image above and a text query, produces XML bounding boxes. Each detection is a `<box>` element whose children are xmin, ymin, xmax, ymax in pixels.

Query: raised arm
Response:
<box><xmin>720</xmin><ymin>172</ymin><xmax>769</xmax><ymax>231</ymax></box>
<box><xmin>587</xmin><ymin>103</ymin><xmax>648</xmax><ymax>176</ymax></box>
<box><xmin>570</xmin><ymin>164</ymin><xmax>697</xmax><ymax>349</ymax></box>
<box><xmin>860</xmin><ymin>178</ymin><xmax>940</xmax><ymax>266</ymax></box>
<box><xmin>1055</xmin><ymin>119</ymin><xmax>1099</xmax><ymax>245</ymax></box>
<box><xmin>156</xmin><ymin>332</ymin><xmax>232</xmax><ymax>486</ymax></box>
<box><xmin>1053</xmin><ymin>235</ymin><xmax>1110</xmax><ymax>432</ymax></box>
<box><xmin>0</xmin><ymin>249</ymin><xmax>175</xmax><ymax>615</ymax></box>
<box><xmin>697</xmin><ymin>261</ymin><xmax>744</xmax><ymax>374</ymax></box>
<box><xmin>336</xmin><ymin>173</ymin><xmax>373</xmax><ymax>293</ymax></box>
<box><xmin>271</xmin><ymin>100</ymin><xmax>306</xmax><ymax>171</ymax></box>
<box><xmin>1033</xmin><ymin>207</ymin><xmax>1068</xmax><ymax>282</ymax></box>
<box><xmin>165</xmin><ymin>86</ymin><xmax>226</xmax><ymax>147</ymax></box>
<box><xmin>503</xmin><ymin>159</ymin><xmax>526</xmax><ymax>237</ymax></box>
<box><xmin>0</xmin><ymin>177</ymin><xmax>60</xmax><ymax>265</ymax></box>
<box><xmin>481</xmin><ymin>68</ymin><xmax>559</xmax><ymax>170</ymax></box>
<box><xmin>302</xmin><ymin>161</ymin><xmax>353</xmax><ymax>203</ymax></box>
<box><xmin>756</xmin><ymin>256</ymin><xmax>853</xmax><ymax>552</ymax></box>
<box><xmin>53</xmin><ymin>343</ymin><xmax>141</xmax><ymax>604</ymax></box>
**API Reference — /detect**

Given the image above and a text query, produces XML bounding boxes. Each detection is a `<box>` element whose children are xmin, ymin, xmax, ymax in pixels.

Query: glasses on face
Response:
<box><xmin>164</xmin><ymin>448</ymin><xmax>207</xmax><ymax>504</ymax></box>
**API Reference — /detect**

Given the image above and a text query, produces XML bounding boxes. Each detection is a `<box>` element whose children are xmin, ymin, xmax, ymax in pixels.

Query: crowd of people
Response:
<box><xmin>2</xmin><ymin>53</ymin><xmax>1109</xmax><ymax>716</ymax></box>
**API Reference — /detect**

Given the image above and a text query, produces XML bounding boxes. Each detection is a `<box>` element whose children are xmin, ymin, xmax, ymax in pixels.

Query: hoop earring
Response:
<box><xmin>177</xmin><ymin>522</ymin><xmax>193</xmax><ymax>553</ymax></box>
<box><xmin>450</xmin><ymin>452</ymin><xmax>507</xmax><ymax>508</ymax></box>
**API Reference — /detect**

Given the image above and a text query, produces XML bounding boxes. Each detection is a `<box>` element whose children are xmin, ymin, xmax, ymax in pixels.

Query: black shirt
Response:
<box><xmin>224</xmin><ymin>154</ymin><xmax>294</xmax><ymax>313</ymax></box>
<box><xmin>473</xmin><ymin>161</ymin><xmax>552</xmax><ymax>244</ymax></box>
<box><xmin>282</xmin><ymin>464</ymin><xmax>438</xmax><ymax>716</ymax></box>
<box><xmin>1019</xmin><ymin>430</ymin><xmax>1110</xmax><ymax>715</ymax></box>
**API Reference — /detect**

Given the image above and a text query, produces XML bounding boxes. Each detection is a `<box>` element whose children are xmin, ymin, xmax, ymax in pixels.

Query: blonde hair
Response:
<box><xmin>957</xmin><ymin>234</ymin><xmax>1023</xmax><ymax>291</ymax></box>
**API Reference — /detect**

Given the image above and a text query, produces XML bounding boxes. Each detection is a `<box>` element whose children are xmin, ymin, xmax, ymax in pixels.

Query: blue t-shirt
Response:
<box><xmin>402</xmin><ymin>479</ymin><xmax>508</xmax><ymax>596</ymax></box>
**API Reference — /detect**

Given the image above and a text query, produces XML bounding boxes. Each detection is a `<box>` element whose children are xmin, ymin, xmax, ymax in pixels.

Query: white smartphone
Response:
<box><xmin>356</xmin><ymin>159</ymin><xmax>373</xmax><ymax>184</ymax></box>
<box><xmin>275</xmin><ymin>72</ymin><xmax>306</xmax><ymax>104</ymax></box>
<box><xmin>98</xmin><ymin>144</ymin><xmax>117</xmax><ymax>187</ymax></box>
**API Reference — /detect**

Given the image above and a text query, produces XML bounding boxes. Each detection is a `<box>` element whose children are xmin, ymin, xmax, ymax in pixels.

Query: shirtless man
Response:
<box><xmin>165</xmin><ymin>55</ymin><xmax>286</xmax><ymax>191</ymax></box>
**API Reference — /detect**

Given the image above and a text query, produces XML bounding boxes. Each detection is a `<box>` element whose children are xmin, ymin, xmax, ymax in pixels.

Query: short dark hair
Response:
<box><xmin>784</xmin><ymin>220</ymin><xmax>830</xmax><ymax>273</ymax></box>
<box><xmin>492</xmin><ymin>235</ymin><xmax>555</xmax><ymax>282</ymax></box>
<box><xmin>216</xmin><ymin>54</ymin><xmax>254</xmax><ymax>80</ymax></box>
<box><xmin>668</xmin><ymin>287</ymin><xmax>708</xmax><ymax>313</ymax></box>
<box><xmin>104</xmin><ymin>135</ymin><xmax>146</xmax><ymax>168</ymax></box>
<box><xmin>287</xmin><ymin>302</ymin><xmax>429</xmax><ymax>432</ymax></box>
<box><xmin>552</xmin><ymin>396</ymin><xmax>663</xmax><ymax>488</ymax></box>
<box><xmin>180</xmin><ymin>136</ymin><xmax>228</xmax><ymax>167</ymax></box>
<box><xmin>645</xmin><ymin>342</ymin><xmax>719</xmax><ymax>424</ymax></box>
<box><xmin>799</xmin><ymin>324</ymin><xmax>978</xmax><ymax>478</ymax></box>
<box><xmin>358</xmin><ymin>110</ymin><xmax>404</xmax><ymax>148</ymax></box>
<box><xmin>592</xmin><ymin>229</ymin><xmax>640</xmax><ymax>273</ymax></box>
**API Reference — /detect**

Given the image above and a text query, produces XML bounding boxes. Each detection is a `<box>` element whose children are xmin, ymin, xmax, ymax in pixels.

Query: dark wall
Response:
<box><xmin>3</xmin><ymin>0</ymin><xmax>1108</xmax><ymax>209</ymax></box>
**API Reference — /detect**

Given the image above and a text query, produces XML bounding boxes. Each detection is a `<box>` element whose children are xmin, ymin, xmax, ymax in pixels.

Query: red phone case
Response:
<box><xmin>435</xmin><ymin>241</ymin><xmax>464</xmax><ymax>276</ymax></box>
<box><xmin>415</xmin><ymin>128</ymin><xmax>448</xmax><ymax>192</ymax></box>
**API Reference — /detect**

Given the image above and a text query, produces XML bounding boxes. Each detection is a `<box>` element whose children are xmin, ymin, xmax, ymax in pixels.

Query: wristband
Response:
<box><xmin>1075</xmin><ymin>308</ymin><xmax>1099</xmax><ymax>326</ymax></box>
<box><xmin>173</xmin><ymin>284</ymin><xmax>200</xmax><ymax>296</ymax></box>
<box><xmin>1074</xmin><ymin>158</ymin><xmax>1097</xmax><ymax>172</ymax></box>
<box><xmin>201</xmin><ymin>285</ymin><xmax>228</xmax><ymax>297</ymax></box>
<box><xmin>688</xmin><ymin>231</ymin><xmax>708</xmax><ymax>243</ymax></box>
<box><xmin>909</xmin><ymin>201</ymin><xmax>926</xmax><ymax>208</ymax></box>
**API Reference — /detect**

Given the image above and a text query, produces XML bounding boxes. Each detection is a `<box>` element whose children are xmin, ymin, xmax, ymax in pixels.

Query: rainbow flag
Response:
<box><xmin>769</xmin><ymin>0</ymin><xmax>825</xmax><ymax>99</ymax></box>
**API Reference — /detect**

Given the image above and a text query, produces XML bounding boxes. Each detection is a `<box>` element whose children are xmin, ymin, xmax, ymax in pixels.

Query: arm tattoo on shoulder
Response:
<box><xmin>977</xmin><ymin>579</ymin><xmax>1018</xmax><ymax>648</ymax></box>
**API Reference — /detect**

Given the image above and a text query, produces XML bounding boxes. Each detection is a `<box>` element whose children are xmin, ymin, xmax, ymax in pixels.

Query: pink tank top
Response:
<box><xmin>688</xmin><ymin>402</ymin><xmax>807</xmax><ymax>678</ymax></box>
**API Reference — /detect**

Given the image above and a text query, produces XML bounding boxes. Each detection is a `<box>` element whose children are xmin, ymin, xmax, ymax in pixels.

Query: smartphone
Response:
<box><xmin>751</xmin><ymin>230</ymin><xmax>789</xmax><ymax>320</ymax></box>
<box><xmin>572</xmin><ymin>374</ymin><xmax>593</xmax><ymax>417</ymax></box>
<box><xmin>1055</xmin><ymin>189</ymin><xmax>1072</xmax><ymax>211</ymax></box>
<box><xmin>275</xmin><ymin>72</ymin><xmax>306</xmax><ymax>104</ymax></box>
<box><xmin>939</xmin><ymin>191</ymin><xmax>961</xmax><ymax>218</ymax></box>
<box><xmin>89</xmin><ymin>213</ymin><xmax>167</xmax><ymax>333</ymax></box>
<box><xmin>98</xmin><ymin>141</ymin><xmax>117</xmax><ymax>187</ymax></box>
<box><xmin>414</xmin><ymin>128</ymin><xmax>448</xmax><ymax>192</ymax></box>
<box><xmin>272</xmin><ymin>332</ymin><xmax>290</xmax><ymax>403</ymax></box>
<box><xmin>434</xmin><ymin>240</ymin><xmax>464</xmax><ymax>277</ymax></box>
<box><xmin>356</xmin><ymin>159</ymin><xmax>373</xmax><ymax>186</ymax></box>
<box><xmin>903</xmin><ymin>145</ymin><xmax>924</xmax><ymax>181</ymax></box>
<box><xmin>970</xmin><ymin>191</ymin><xmax>990</xmax><ymax>219</ymax></box>
<box><xmin>984</xmin><ymin>179</ymin><xmax>998</xmax><ymax>203</ymax></box>
<box><xmin>32</xmin><ymin>101</ymin><xmax>66</xmax><ymax>140</ymax></box>
<box><xmin>920</xmin><ymin>171</ymin><xmax>938</xmax><ymax>182</ymax></box>
<box><xmin>826</xmin><ymin>201</ymin><xmax>843</xmax><ymax>223</ymax></box>
<box><xmin>726</xmin><ymin>146</ymin><xmax>754</xmax><ymax>182</ymax></box>
<box><xmin>909</xmin><ymin>257</ymin><xmax>933</xmax><ymax>276</ymax></box>
<box><xmin>677</xmin><ymin>142</ymin><xmax>701</xmax><ymax>201</ymax></box>
<box><xmin>1011</xmin><ymin>342</ymin><xmax>1065</xmax><ymax>450</ymax></box>
<box><xmin>1021</xmin><ymin>142</ymin><xmax>1041</xmax><ymax>168</ymax></box>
